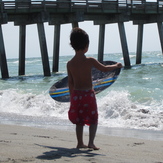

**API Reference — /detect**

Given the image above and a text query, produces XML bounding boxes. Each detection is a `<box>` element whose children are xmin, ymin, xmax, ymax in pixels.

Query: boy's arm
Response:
<box><xmin>67</xmin><ymin>62</ymin><xmax>74</xmax><ymax>96</ymax></box>
<box><xmin>90</xmin><ymin>58</ymin><xmax>123</xmax><ymax>72</ymax></box>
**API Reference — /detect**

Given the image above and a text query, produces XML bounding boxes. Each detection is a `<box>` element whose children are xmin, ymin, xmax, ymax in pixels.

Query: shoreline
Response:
<box><xmin>0</xmin><ymin>121</ymin><xmax>163</xmax><ymax>141</ymax></box>
<box><xmin>1</xmin><ymin>120</ymin><xmax>163</xmax><ymax>141</ymax></box>
<box><xmin>98</xmin><ymin>126</ymin><xmax>163</xmax><ymax>141</ymax></box>
<box><xmin>0</xmin><ymin>124</ymin><xmax>163</xmax><ymax>163</ymax></box>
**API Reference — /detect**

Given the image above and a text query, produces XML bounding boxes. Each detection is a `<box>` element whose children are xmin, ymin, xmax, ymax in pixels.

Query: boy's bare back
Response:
<box><xmin>67</xmin><ymin>50</ymin><xmax>122</xmax><ymax>95</ymax></box>
<box><xmin>67</xmin><ymin>53</ymin><xmax>94</xmax><ymax>91</ymax></box>
<box><xmin>67</xmin><ymin>27</ymin><xmax>122</xmax><ymax>95</ymax></box>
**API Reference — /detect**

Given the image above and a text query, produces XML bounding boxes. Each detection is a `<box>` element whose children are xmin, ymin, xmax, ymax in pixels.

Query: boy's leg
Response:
<box><xmin>76</xmin><ymin>125</ymin><xmax>88</xmax><ymax>148</ymax></box>
<box><xmin>88</xmin><ymin>124</ymin><xmax>99</xmax><ymax>150</ymax></box>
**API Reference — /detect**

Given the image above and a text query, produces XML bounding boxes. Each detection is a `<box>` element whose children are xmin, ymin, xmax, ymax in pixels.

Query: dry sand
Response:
<box><xmin>0</xmin><ymin>124</ymin><xmax>163</xmax><ymax>163</ymax></box>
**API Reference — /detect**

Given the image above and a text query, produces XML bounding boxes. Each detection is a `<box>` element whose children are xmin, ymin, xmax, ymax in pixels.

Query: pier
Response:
<box><xmin>0</xmin><ymin>0</ymin><xmax>163</xmax><ymax>78</ymax></box>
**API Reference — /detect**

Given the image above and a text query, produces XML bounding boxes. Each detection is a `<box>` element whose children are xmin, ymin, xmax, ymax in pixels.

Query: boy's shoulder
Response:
<box><xmin>86</xmin><ymin>57</ymin><xmax>98</xmax><ymax>63</ymax></box>
<box><xmin>67</xmin><ymin>56</ymin><xmax>97</xmax><ymax>65</ymax></box>
<box><xmin>67</xmin><ymin>57</ymin><xmax>75</xmax><ymax>67</ymax></box>
<box><xmin>67</xmin><ymin>57</ymin><xmax>75</xmax><ymax>63</ymax></box>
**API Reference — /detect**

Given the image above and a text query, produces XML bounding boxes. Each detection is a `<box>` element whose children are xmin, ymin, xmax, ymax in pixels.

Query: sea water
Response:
<box><xmin>0</xmin><ymin>51</ymin><xmax>163</xmax><ymax>139</ymax></box>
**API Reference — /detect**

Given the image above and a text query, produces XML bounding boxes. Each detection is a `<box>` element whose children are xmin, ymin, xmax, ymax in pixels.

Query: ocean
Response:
<box><xmin>0</xmin><ymin>51</ymin><xmax>163</xmax><ymax>140</ymax></box>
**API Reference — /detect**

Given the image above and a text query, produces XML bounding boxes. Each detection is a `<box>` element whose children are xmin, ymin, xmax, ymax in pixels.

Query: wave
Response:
<box><xmin>0</xmin><ymin>89</ymin><xmax>163</xmax><ymax>131</ymax></box>
<box><xmin>7</xmin><ymin>59</ymin><xmax>42</xmax><ymax>65</ymax></box>
<box><xmin>0</xmin><ymin>89</ymin><xmax>67</xmax><ymax>118</ymax></box>
<box><xmin>98</xmin><ymin>91</ymin><xmax>163</xmax><ymax>130</ymax></box>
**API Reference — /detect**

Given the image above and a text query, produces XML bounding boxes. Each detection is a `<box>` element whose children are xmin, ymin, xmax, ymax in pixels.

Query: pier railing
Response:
<box><xmin>0</xmin><ymin>0</ymin><xmax>163</xmax><ymax>14</ymax></box>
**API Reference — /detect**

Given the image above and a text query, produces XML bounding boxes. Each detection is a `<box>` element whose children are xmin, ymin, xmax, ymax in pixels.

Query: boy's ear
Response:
<box><xmin>84</xmin><ymin>47</ymin><xmax>88</xmax><ymax>53</ymax></box>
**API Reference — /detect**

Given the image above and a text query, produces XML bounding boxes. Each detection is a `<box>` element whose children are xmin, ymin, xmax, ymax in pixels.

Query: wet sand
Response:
<box><xmin>0</xmin><ymin>124</ymin><xmax>163</xmax><ymax>163</ymax></box>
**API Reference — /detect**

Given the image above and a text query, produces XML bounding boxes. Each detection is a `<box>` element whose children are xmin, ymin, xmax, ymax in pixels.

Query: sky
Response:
<box><xmin>1</xmin><ymin>21</ymin><xmax>162</xmax><ymax>59</ymax></box>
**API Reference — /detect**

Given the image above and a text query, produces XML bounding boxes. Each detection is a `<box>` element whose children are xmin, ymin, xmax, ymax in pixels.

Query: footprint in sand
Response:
<box><xmin>133</xmin><ymin>142</ymin><xmax>145</xmax><ymax>146</ymax></box>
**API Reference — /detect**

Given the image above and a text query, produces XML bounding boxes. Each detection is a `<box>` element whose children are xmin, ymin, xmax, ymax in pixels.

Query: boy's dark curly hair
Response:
<box><xmin>70</xmin><ymin>27</ymin><xmax>89</xmax><ymax>51</ymax></box>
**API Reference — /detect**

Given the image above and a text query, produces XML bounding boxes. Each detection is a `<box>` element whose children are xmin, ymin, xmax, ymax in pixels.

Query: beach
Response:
<box><xmin>0</xmin><ymin>53</ymin><xmax>163</xmax><ymax>162</ymax></box>
<box><xmin>0</xmin><ymin>124</ymin><xmax>163</xmax><ymax>163</ymax></box>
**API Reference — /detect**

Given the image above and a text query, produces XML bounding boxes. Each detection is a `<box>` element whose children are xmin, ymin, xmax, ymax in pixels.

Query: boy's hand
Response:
<box><xmin>116</xmin><ymin>63</ymin><xmax>123</xmax><ymax>68</ymax></box>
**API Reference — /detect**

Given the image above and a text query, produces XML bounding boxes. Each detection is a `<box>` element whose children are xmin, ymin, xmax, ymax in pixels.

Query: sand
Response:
<box><xmin>0</xmin><ymin>124</ymin><xmax>163</xmax><ymax>163</ymax></box>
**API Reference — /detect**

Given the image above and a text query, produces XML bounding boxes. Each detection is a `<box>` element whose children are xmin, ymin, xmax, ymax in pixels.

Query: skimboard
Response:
<box><xmin>49</xmin><ymin>61</ymin><xmax>121</xmax><ymax>102</ymax></box>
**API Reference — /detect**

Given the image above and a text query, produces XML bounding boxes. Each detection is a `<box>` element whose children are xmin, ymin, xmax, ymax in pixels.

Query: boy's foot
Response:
<box><xmin>76</xmin><ymin>144</ymin><xmax>88</xmax><ymax>149</ymax></box>
<box><xmin>88</xmin><ymin>145</ymin><xmax>100</xmax><ymax>150</ymax></box>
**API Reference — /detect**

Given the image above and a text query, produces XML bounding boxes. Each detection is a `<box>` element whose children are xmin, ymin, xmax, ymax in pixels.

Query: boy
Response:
<box><xmin>67</xmin><ymin>27</ymin><xmax>122</xmax><ymax>150</ymax></box>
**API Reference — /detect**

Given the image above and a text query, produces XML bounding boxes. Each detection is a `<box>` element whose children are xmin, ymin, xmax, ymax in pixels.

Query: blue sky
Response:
<box><xmin>2</xmin><ymin>21</ymin><xmax>161</xmax><ymax>59</ymax></box>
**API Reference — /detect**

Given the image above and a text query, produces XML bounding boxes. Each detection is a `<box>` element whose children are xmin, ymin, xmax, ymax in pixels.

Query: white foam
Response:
<box><xmin>0</xmin><ymin>89</ymin><xmax>68</xmax><ymax>118</ymax></box>
<box><xmin>97</xmin><ymin>90</ymin><xmax>163</xmax><ymax>130</ymax></box>
<box><xmin>0</xmin><ymin>89</ymin><xmax>163</xmax><ymax>131</ymax></box>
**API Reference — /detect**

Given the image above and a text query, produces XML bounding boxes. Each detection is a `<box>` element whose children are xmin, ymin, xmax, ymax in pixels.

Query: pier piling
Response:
<box><xmin>157</xmin><ymin>22</ymin><xmax>163</xmax><ymax>54</ymax></box>
<box><xmin>118</xmin><ymin>22</ymin><xmax>131</xmax><ymax>67</ymax></box>
<box><xmin>136</xmin><ymin>24</ymin><xmax>144</xmax><ymax>64</ymax></box>
<box><xmin>72</xmin><ymin>22</ymin><xmax>79</xmax><ymax>28</ymax></box>
<box><xmin>0</xmin><ymin>24</ymin><xmax>9</xmax><ymax>78</ymax></box>
<box><xmin>37</xmin><ymin>22</ymin><xmax>51</xmax><ymax>76</ymax></box>
<box><xmin>53</xmin><ymin>24</ymin><xmax>61</xmax><ymax>72</ymax></box>
<box><xmin>0</xmin><ymin>0</ymin><xmax>163</xmax><ymax>77</ymax></box>
<box><xmin>19</xmin><ymin>25</ymin><xmax>26</xmax><ymax>76</ymax></box>
<box><xmin>98</xmin><ymin>24</ymin><xmax>105</xmax><ymax>62</ymax></box>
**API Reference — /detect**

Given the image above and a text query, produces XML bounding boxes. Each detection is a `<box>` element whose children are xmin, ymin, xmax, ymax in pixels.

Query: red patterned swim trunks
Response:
<box><xmin>68</xmin><ymin>89</ymin><xmax>98</xmax><ymax>126</ymax></box>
